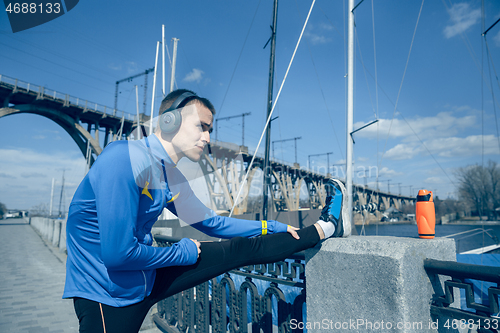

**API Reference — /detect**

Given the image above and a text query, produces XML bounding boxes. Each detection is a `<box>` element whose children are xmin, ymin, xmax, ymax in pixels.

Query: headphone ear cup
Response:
<box><xmin>160</xmin><ymin>110</ymin><xmax>181</xmax><ymax>133</ymax></box>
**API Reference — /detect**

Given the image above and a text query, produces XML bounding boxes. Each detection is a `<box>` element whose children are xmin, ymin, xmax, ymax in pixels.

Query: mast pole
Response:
<box><xmin>346</xmin><ymin>0</ymin><xmax>354</xmax><ymax>224</ymax></box>
<box><xmin>135</xmin><ymin>85</ymin><xmax>141</xmax><ymax>140</ymax></box>
<box><xmin>150</xmin><ymin>41</ymin><xmax>160</xmax><ymax>136</ymax></box>
<box><xmin>49</xmin><ymin>178</ymin><xmax>55</xmax><ymax>217</ymax></box>
<box><xmin>162</xmin><ymin>25</ymin><xmax>166</xmax><ymax>98</ymax></box>
<box><xmin>58</xmin><ymin>170</ymin><xmax>65</xmax><ymax>218</ymax></box>
<box><xmin>262</xmin><ymin>0</ymin><xmax>278</xmax><ymax>221</ymax></box>
<box><xmin>169</xmin><ymin>38</ymin><xmax>179</xmax><ymax>93</ymax></box>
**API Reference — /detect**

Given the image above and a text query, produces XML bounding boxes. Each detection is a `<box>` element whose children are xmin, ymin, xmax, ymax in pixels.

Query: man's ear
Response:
<box><xmin>159</xmin><ymin>130</ymin><xmax>176</xmax><ymax>142</ymax></box>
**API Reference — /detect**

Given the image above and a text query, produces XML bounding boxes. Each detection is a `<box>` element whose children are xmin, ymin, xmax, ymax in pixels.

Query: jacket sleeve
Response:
<box><xmin>169</xmin><ymin>169</ymin><xmax>288</xmax><ymax>239</ymax></box>
<box><xmin>89</xmin><ymin>142</ymin><xmax>199</xmax><ymax>271</ymax></box>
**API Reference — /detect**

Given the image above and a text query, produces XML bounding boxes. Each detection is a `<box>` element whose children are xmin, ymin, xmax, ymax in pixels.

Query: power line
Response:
<box><xmin>0</xmin><ymin>41</ymin><xmax>118</xmax><ymax>89</ymax></box>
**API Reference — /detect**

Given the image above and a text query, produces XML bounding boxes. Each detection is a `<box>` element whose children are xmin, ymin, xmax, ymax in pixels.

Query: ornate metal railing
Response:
<box><xmin>153</xmin><ymin>235</ymin><xmax>306</xmax><ymax>333</ymax></box>
<box><xmin>424</xmin><ymin>259</ymin><xmax>500</xmax><ymax>332</ymax></box>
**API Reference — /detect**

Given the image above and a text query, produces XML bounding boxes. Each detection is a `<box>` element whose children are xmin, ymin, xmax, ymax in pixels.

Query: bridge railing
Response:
<box><xmin>0</xmin><ymin>74</ymin><xmax>135</xmax><ymax>122</ymax></box>
<box><xmin>153</xmin><ymin>235</ymin><xmax>306</xmax><ymax>333</ymax></box>
<box><xmin>424</xmin><ymin>258</ymin><xmax>500</xmax><ymax>331</ymax></box>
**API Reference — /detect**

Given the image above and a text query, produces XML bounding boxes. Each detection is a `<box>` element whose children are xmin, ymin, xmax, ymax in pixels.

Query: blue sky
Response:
<box><xmin>1</xmin><ymin>0</ymin><xmax>500</xmax><ymax>211</ymax></box>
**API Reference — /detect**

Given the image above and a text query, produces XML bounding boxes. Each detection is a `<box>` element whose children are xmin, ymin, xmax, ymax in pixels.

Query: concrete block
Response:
<box><xmin>46</xmin><ymin>219</ymin><xmax>54</xmax><ymax>243</ymax></box>
<box><xmin>59</xmin><ymin>220</ymin><xmax>67</xmax><ymax>253</ymax></box>
<box><xmin>305</xmin><ymin>236</ymin><xmax>456</xmax><ymax>332</ymax></box>
<box><xmin>151</xmin><ymin>227</ymin><xmax>172</xmax><ymax>237</ymax></box>
<box><xmin>52</xmin><ymin>221</ymin><xmax>61</xmax><ymax>247</ymax></box>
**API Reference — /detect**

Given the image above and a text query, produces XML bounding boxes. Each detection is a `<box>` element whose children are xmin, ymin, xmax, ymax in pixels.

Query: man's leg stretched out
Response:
<box><xmin>150</xmin><ymin>178</ymin><xmax>351</xmax><ymax>302</ymax></box>
<box><xmin>74</xmin><ymin>179</ymin><xmax>350</xmax><ymax>333</ymax></box>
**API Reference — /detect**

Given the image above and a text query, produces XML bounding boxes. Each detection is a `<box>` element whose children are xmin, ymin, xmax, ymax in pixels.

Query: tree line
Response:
<box><xmin>456</xmin><ymin>160</ymin><xmax>500</xmax><ymax>220</ymax></box>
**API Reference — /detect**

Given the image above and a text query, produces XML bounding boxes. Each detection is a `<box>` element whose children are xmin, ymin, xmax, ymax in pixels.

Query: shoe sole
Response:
<box><xmin>329</xmin><ymin>179</ymin><xmax>351</xmax><ymax>237</ymax></box>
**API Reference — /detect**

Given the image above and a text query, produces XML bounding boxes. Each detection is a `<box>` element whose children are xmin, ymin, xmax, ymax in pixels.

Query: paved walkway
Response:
<box><xmin>0</xmin><ymin>219</ymin><xmax>162</xmax><ymax>333</ymax></box>
<box><xmin>0</xmin><ymin>219</ymin><xmax>78</xmax><ymax>332</ymax></box>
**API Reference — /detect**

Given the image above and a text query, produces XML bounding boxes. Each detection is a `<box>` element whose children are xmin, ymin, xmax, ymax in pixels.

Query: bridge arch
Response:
<box><xmin>0</xmin><ymin>105</ymin><xmax>102</xmax><ymax>163</ymax></box>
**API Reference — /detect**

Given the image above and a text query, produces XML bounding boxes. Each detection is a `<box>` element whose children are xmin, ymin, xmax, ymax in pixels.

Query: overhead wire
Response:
<box><xmin>0</xmin><ymin>41</ymin><xmax>115</xmax><ymax>87</ymax></box>
<box><xmin>476</xmin><ymin>0</ymin><xmax>485</xmax><ymax>296</ymax></box>
<box><xmin>371</xmin><ymin>0</ymin><xmax>379</xmax><ymax>121</ymax></box>
<box><xmin>3</xmin><ymin>34</ymin><xmax>118</xmax><ymax>81</ymax></box>
<box><xmin>179</xmin><ymin>43</ymin><xmax>203</xmax><ymax>96</ymax></box>
<box><xmin>294</xmin><ymin>0</ymin><xmax>344</xmax><ymax>161</ymax></box>
<box><xmin>50</xmin><ymin>21</ymin><xmax>151</xmax><ymax>69</ymax></box>
<box><xmin>216</xmin><ymin>0</ymin><xmax>262</xmax><ymax>120</ymax></box>
<box><xmin>379</xmin><ymin>0</ymin><xmax>425</xmax><ymax>166</ymax></box>
<box><xmin>481</xmin><ymin>0</ymin><xmax>485</xmax><ymax>169</ymax></box>
<box><xmin>354</xmin><ymin>0</ymin><xmax>381</xmax><ymax>235</ymax></box>
<box><xmin>0</xmin><ymin>53</ymin><xmax>123</xmax><ymax>99</ymax></box>
<box><xmin>442</xmin><ymin>0</ymin><xmax>480</xmax><ymax>72</ymax></box>
<box><xmin>353</xmin><ymin>53</ymin><xmax>457</xmax><ymax>188</ymax></box>
<box><xmin>440</xmin><ymin>0</ymin><xmax>500</xmax><ymax>110</ymax></box>
<box><xmin>484</xmin><ymin>38</ymin><xmax>500</xmax><ymax>153</ymax></box>
<box><xmin>354</xmin><ymin>31</ymin><xmax>377</xmax><ymax>119</ymax></box>
<box><xmin>229</xmin><ymin>0</ymin><xmax>317</xmax><ymax>217</ymax></box>
<box><xmin>484</xmin><ymin>41</ymin><xmax>500</xmax><ymax>97</ymax></box>
<box><xmin>372</xmin><ymin>0</ymin><xmax>380</xmax><ymax>235</ymax></box>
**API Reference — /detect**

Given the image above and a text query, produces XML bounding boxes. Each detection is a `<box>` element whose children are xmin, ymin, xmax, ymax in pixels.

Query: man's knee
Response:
<box><xmin>228</xmin><ymin>236</ymin><xmax>262</xmax><ymax>257</ymax></box>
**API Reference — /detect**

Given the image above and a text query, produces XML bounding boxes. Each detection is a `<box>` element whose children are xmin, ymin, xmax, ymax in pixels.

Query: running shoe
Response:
<box><xmin>319</xmin><ymin>179</ymin><xmax>351</xmax><ymax>237</ymax></box>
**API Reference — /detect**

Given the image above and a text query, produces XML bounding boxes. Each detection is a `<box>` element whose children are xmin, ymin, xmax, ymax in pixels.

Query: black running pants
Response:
<box><xmin>73</xmin><ymin>225</ymin><xmax>320</xmax><ymax>333</ymax></box>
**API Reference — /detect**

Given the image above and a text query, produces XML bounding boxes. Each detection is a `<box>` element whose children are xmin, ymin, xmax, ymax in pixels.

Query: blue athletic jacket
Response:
<box><xmin>63</xmin><ymin>134</ymin><xmax>287</xmax><ymax>307</ymax></box>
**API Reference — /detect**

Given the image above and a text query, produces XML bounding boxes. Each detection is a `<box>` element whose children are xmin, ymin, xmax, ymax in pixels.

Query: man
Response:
<box><xmin>63</xmin><ymin>89</ymin><xmax>350</xmax><ymax>333</ymax></box>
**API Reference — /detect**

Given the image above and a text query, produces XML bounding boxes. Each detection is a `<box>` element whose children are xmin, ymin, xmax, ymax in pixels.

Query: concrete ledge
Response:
<box><xmin>30</xmin><ymin>217</ymin><xmax>67</xmax><ymax>254</ymax></box>
<box><xmin>305</xmin><ymin>236</ymin><xmax>457</xmax><ymax>332</ymax></box>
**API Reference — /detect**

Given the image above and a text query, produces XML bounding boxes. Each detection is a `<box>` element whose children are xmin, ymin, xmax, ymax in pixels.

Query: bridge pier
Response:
<box><xmin>104</xmin><ymin>127</ymin><xmax>110</xmax><ymax>147</ymax></box>
<box><xmin>94</xmin><ymin>122</ymin><xmax>99</xmax><ymax>143</ymax></box>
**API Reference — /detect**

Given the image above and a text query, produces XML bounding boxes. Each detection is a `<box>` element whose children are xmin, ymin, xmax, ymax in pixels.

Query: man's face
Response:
<box><xmin>171</xmin><ymin>102</ymin><xmax>213</xmax><ymax>162</ymax></box>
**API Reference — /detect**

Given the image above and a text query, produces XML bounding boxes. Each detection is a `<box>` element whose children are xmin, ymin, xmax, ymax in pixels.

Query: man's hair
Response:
<box><xmin>158</xmin><ymin>89</ymin><xmax>216</xmax><ymax>116</ymax></box>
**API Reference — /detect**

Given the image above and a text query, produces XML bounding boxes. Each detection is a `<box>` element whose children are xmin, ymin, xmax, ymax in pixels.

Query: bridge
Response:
<box><xmin>0</xmin><ymin>74</ymin><xmax>414</xmax><ymax>217</ymax></box>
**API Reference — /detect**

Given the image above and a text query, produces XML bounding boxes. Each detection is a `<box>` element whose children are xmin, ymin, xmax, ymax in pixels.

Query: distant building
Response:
<box><xmin>4</xmin><ymin>210</ymin><xmax>28</xmax><ymax>219</ymax></box>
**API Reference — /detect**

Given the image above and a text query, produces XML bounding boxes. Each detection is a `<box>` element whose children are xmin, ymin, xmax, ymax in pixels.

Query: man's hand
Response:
<box><xmin>287</xmin><ymin>225</ymin><xmax>300</xmax><ymax>240</ymax></box>
<box><xmin>189</xmin><ymin>238</ymin><xmax>201</xmax><ymax>258</ymax></box>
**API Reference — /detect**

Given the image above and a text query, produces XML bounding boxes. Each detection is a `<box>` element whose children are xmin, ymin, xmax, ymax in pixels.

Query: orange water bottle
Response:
<box><xmin>416</xmin><ymin>190</ymin><xmax>435</xmax><ymax>239</ymax></box>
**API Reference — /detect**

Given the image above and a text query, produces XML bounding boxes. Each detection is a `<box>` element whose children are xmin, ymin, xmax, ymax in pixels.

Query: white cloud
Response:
<box><xmin>378</xmin><ymin>166</ymin><xmax>403</xmax><ymax>177</ymax></box>
<box><xmin>304</xmin><ymin>32</ymin><xmax>331</xmax><ymax>45</ymax></box>
<box><xmin>319</xmin><ymin>22</ymin><xmax>334</xmax><ymax>31</ymax></box>
<box><xmin>21</xmin><ymin>172</ymin><xmax>46</xmax><ymax>178</ymax></box>
<box><xmin>424</xmin><ymin>176</ymin><xmax>445</xmax><ymax>184</ymax></box>
<box><xmin>0</xmin><ymin>173</ymin><xmax>16</xmax><ymax>179</ymax></box>
<box><xmin>444</xmin><ymin>3</ymin><xmax>481</xmax><ymax>38</ymax></box>
<box><xmin>354</xmin><ymin>112</ymin><xmax>476</xmax><ymax>141</ymax></box>
<box><xmin>0</xmin><ymin>148</ymin><xmax>85</xmax><ymax>210</ymax></box>
<box><xmin>183</xmin><ymin>68</ymin><xmax>204</xmax><ymax>83</ymax></box>
<box><xmin>304</xmin><ymin>22</ymin><xmax>333</xmax><ymax>45</ymax></box>
<box><xmin>426</xmin><ymin>135</ymin><xmax>500</xmax><ymax>157</ymax></box>
<box><xmin>125</xmin><ymin>61</ymin><xmax>138</xmax><ymax>74</ymax></box>
<box><xmin>493</xmin><ymin>30</ymin><xmax>500</xmax><ymax>47</ymax></box>
<box><xmin>383</xmin><ymin>134</ymin><xmax>500</xmax><ymax>160</ymax></box>
<box><xmin>108</xmin><ymin>63</ymin><xmax>122</xmax><ymax>71</ymax></box>
<box><xmin>384</xmin><ymin>143</ymin><xmax>419</xmax><ymax>160</ymax></box>
<box><xmin>108</xmin><ymin>61</ymin><xmax>138</xmax><ymax>74</ymax></box>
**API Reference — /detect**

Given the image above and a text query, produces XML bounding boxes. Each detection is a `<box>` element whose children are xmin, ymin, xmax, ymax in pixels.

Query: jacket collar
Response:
<box><xmin>144</xmin><ymin>134</ymin><xmax>176</xmax><ymax>168</ymax></box>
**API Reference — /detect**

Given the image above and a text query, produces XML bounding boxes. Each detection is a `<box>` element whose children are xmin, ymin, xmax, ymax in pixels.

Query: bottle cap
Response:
<box><xmin>417</xmin><ymin>190</ymin><xmax>433</xmax><ymax>202</ymax></box>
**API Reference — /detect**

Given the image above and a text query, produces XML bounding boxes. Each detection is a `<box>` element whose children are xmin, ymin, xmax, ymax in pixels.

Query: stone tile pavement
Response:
<box><xmin>0</xmin><ymin>219</ymin><xmax>162</xmax><ymax>333</ymax></box>
<box><xmin>0</xmin><ymin>219</ymin><xmax>78</xmax><ymax>332</ymax></box>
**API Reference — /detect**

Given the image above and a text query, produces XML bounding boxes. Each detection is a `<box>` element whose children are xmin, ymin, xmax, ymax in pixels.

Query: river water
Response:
<box><xmin>354</xmin><ymin>222</ymin><xmax>500</xmax><ymax>253</ymax></box>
